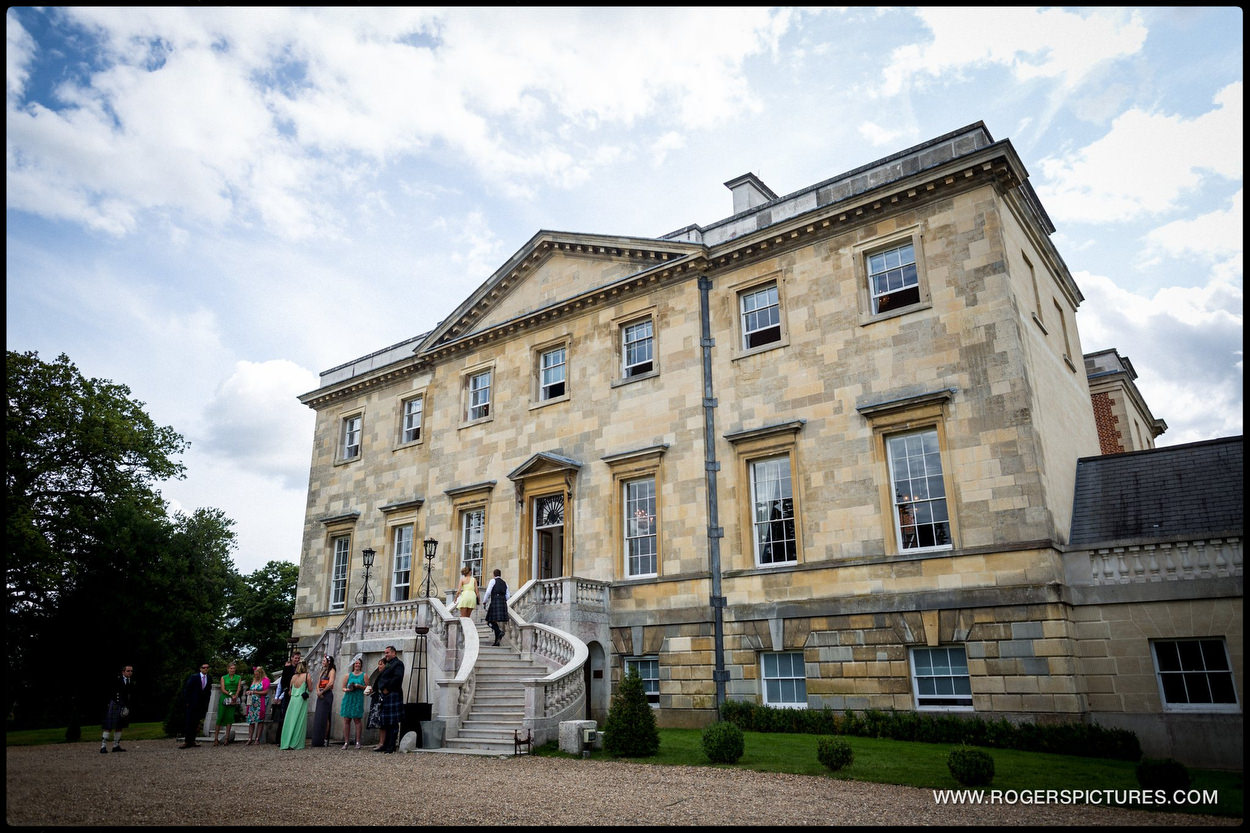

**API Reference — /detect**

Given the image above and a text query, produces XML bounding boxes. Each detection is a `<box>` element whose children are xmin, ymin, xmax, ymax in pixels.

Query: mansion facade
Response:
<box><xmin>291</xmin><ymin>123</ymin><xmax>1242</xmax><ymax>766</ymax></box>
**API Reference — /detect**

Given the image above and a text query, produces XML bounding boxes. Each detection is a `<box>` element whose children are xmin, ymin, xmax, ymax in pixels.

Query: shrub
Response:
<box><xmin>602</xmin><ymin>670</ymin><xmax>659</xmax><ymax>758</ymax></box>
<box><xmin>817</xmin><ymin>736</ymin><xmax>854</xmax><ymax>772</ymax></box>
<box><xmin>947</xmin><ymin>746</ymin><xmax>995</xmax><ymax>787</ymax></box>
<box><xmin>720</xmin><ymin>702</ymin><xmax>1140</xmax><ymax>761</ymax></box>
<box><xmin>1136</xmin><ymin>757</ymin><xmax>1191</xmax><ymax>791</ymax></box>
<box><xmin>702</xmin><ymin>721</ymin><xmax>745</xmax><ymax>764</ymax></box>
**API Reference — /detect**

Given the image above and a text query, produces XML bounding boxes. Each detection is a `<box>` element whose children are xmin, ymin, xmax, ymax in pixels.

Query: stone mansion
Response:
<box><xmin>290</xmin><ymin>123</ymin><xmax>1242</xmax><ymax>766</ymax></box>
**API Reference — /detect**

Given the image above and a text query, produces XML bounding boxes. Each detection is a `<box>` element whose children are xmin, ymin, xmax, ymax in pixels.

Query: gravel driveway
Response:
<box><xmin>6</xmin><ymin>740</ymin><xmax>1240</xmax><ymax>826</ymax></box>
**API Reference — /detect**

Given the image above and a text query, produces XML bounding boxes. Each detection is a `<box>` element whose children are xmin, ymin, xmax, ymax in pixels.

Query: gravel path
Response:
<box><xmin>6</xmin><ymin>740</ymin><xmax>1240</xmax><ymax>826</ymax></box>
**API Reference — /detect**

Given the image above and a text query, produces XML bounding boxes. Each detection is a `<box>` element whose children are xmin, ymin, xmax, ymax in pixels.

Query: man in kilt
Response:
<box><xmin>101</xmin><ymin>664</ymin><xmax>135</xmax><ymax>753</ymax></box>
<box><xmin>373</xmin><ymin>645</ymin><xmax>404</xmax><ymax>753</ymax></box>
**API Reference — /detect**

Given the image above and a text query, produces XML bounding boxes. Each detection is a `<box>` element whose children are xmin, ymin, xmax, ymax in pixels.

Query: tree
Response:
<box><xmin>225</xmin><ymin>560</ymin><xmax>299</xmax><ymax>673</ymax></box>
<box><xmin>6</xmin><ymin>351</ymin><xmax>241</xmax><ymax>727</ymax></box>
<box><xmin>602</xmin><ymin>669</ymin><xmax>660</xmax><ymax>757</ymax></box>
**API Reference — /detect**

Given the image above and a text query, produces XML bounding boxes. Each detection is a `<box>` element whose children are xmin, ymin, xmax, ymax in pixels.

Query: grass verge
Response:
<box><xmin>534</xmin><ymin>728</ymin><xmax>1242</xmax><ymax>819</ymax></box>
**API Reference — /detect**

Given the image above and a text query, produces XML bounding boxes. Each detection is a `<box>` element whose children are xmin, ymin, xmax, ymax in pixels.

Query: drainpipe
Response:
<box><xmin>698</xmin><ymin>273</ymin><xmax>728</xmax><ymax>713</ymax></box>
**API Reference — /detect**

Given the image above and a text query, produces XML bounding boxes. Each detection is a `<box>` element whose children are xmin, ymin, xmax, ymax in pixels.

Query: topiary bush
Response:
<box><xmin>817</xmin><ymin>736</ymin><xmax>854</xmax><ymax>772</ymax></box>
<box><xmin>947</xmin><ymin>746</ymin><xmax>995</xmax><ymax>786</ymax></box>
<box><xmin>702</xmin><ymin>721</ymin><xmax>745</xmax><ymax>764</ymax></box>
<box><xmin>602</xmin><ymin>670</ymin><xmax>659</xmax><ymax>758</ymax></box>
<box><xmin>1136</xmin><ymin>757</ymin><xmax>1191</xmax><ymax>791</ymax></box>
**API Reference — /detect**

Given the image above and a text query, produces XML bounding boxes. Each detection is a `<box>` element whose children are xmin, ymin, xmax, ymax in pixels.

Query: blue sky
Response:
<box><xmin>6</xmin><ymin>7</ymin><xmax>1242</xmax><ymax>575</ymax></box>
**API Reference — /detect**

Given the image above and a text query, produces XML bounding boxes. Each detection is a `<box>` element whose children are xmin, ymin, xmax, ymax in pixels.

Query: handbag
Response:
<box><xmin>119</xmin><ymin>707</ymin><xmax>130</xmax><ymax>718</ymax></box>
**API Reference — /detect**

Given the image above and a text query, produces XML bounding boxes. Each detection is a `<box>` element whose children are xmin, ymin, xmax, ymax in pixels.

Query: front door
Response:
<box><xmin>533</xmin><ymin>494</ymin><xmax>565</xmax><ymax>580</ymax></box>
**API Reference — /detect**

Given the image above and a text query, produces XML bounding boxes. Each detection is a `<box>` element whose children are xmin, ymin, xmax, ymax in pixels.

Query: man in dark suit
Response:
<box><xmin>179</xmin><ymin>662</ymin><xmax>212</xmax><ymax>748</ymax></box>
<box><xmin>373</xmin><ymin>646</ymin><xmax>404</xmax><ymax>753</ymax></box>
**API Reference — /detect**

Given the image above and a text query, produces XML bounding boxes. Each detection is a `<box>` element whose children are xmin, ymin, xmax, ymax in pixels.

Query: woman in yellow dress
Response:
<box><xmin>456</xmin><ymin>566</ymin><xmax>478</xmax><ymax>618</ymax></box>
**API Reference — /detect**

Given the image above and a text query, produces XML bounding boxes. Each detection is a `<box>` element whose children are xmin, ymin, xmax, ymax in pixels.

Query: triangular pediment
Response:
<box><xmin>507</xmin><ymin>451</ymin><xmax>583</xmax><ymax>482</ymax></box>
<box><xmin>418</xmin><ymin>231</ymin><xmax>703</xmax><ymax>355</ymax></box>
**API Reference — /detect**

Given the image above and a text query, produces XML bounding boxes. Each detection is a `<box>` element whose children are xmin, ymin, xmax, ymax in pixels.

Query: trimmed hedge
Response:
<box><xmin>702</xmin><ymin>721</ymin><xmax>745</xmax><ymax>764</ymax></box>
<box><xmin>719</xmin><ymin>701</ymin><xmax>1141</xmax><ymax>761</ymax></box>
<box><xmin>948</xmin><ymin>746</ymin><xmax>995</xmax><ymax>786</ymax></box>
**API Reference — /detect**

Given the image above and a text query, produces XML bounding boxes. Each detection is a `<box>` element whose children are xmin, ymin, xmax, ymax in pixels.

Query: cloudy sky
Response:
<box><xmin>6</xmin><ymin>7</ymin><xmax>1242</xmax><ymax>575</ymax></box>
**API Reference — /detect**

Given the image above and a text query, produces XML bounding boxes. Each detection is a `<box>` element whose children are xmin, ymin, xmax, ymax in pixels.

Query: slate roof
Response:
<box><xmin>1069</xmin><ymin>436</ymin><xmax>1243</xmax><ymax>547</ymax></box>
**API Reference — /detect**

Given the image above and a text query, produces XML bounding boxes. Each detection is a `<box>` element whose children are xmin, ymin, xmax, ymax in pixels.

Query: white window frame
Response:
<box><xmin>400</xmin><ymin>396</ymin><xmax>423</xmax><ymax>445</ymax></box>
<box><xmin>750</xmin><ymin>455</ymin><xmax>797</xmax><ymax>566</ymax></box>
<box><xmin>1151</xmin><ymin>638</ymin><xmax>1240</xmax><ymax>712</ymax></box>
<box><xmin>740</xmin><ymin>282</ymin><xmax>782</xmax><ymax>351</ymax></box>
<box><xmin>340</xmin><ymin>414</ymin><xmax>362</xmax><ymax>461</ymax></box>
<box><xmin>330</xmin><ymin>536</ymin><xmax>350</xmax><ymax>611</ymax></box>
<box><xmin>460</xmin><ymin>507</ymin><xmax>485</xmax><ymax>582</ymax></box>
<box><xmin>464</xmin><ymin>368</ymin><xmax>492</xmax><ymax>423</ymax></box>
<box><xmin>761</xmin><ymin>651</ymin><xmax>807</xmax><ymax>708</ymax></box>
<box><xmin>391</xmin><ymin>524</ymin><xmax>413</xmax><ymax>602</ymax></box>
<box><xmin>886</xmin><ymin>429</ymin><xmax>952</xmax><ymax>552</ymax></box>
<box><xmin>623</xmin><ymin>476</ymin><xmax>657</xmax><ymax>578</ymax></box>
<box><xmin>625</xmin><ymin>656</ymin><xmax>660</xmax><ymax>707</ymax></box>
<box><xmin>539</xmin><ymin>345</ymin><xmax>567</xmax><ymax>402</ymax></box>
<box><xmin>622</xmin><ymin>318</ymin><xmax>655</xmax><ymax>379</ymax></box>
<box><xmin>910</xmin><ymin>645</ymin><xmax>973</xmax><ymax>711</ymax></box>
<box><xmin>867</xmin><ymin>241</ymin><xmax>920</xmax><ymax>315</ymax></box>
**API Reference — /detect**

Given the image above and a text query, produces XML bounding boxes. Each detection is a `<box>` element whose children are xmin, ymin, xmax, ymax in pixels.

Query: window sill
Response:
<box><xmin>459</xmin><ymin>415</ymin><xmax>494</xmax><ymax>430</ymax></box>
<box><xmin>1031</xmin><ymin>312</ymin><xmax>1048</xmax><ymax>334</ymax></box>
<box><xmin>333</xmin><ymin>456</ymin><xmax>361</xmax><ymax>468</ymax></box>
<box><xmin>612</xmin><ymin>369</ymin><xmax>660</xmax><ymax>388</ymax></box>
<box><xmin>733</xmin><ymin>339</ymin><xmax>788</xmax><ymax>362</ymax></box>
<box><xmin>393</xmin><ymin>438</ymin><xmax>424</xmax><ymax>451</ymax></box>
<box><xmin>529</xmin><ymin>394</ymin><xmax>570</xmax><ymax>411</ymax></box>
<box><xmin>860</xmin><ymin>301</ymin><xmax>932</xmax><ymax>326</ymax></box>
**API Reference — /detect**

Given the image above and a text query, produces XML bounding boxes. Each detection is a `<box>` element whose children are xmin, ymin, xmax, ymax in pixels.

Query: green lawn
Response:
<box><xmin>535</xmin><ymin>729</ymin><xmax>1243</xmax><ymax>819</ymax></box>
<box><xmin>6</xmin><ymin>722</ymin><xmax>172</xmax><ymax>746</ymax></box>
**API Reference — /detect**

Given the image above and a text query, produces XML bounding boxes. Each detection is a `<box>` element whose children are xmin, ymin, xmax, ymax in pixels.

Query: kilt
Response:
<box><xmin>103</xmin><ymin>700</ymin><xmax>129</xmax><ymax>730</ymax></box>
<box><xmin>378</xmin><ymin>690</ymin><xmax>404</xmax><ymax>726</ymax></box>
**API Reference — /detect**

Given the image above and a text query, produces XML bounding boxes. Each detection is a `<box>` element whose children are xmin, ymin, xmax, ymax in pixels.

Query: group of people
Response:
<box><xmin>123</xmin><ymin>568</ymin><xmax>511</xmax><ymax>752</ymax></box>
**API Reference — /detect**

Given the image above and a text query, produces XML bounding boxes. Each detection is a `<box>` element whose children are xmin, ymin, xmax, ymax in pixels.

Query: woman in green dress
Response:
<box><xmin>280</xmin><ymin>662</ymin><xmax>309</xmax><ymax>750</ymax></box>
<box><xmin>213</xmin><ymin>661</ymin><xmax>243</xmax><ymax>745</ymax></box>
<box><xmin>339</xmin><ymin>657</ymin><xmax>367</xmax><ymax>749</ymax></box>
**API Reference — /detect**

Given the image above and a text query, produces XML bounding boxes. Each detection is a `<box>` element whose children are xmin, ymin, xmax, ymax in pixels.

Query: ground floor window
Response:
<box><xmin>1151</xmin><ymin>638</ymin><xmax>1239</xmax><ymax>710</ymax></box>
<box><xmin>910</xmin><ymin>645</ymin><xmax>972</xmax><ymax>710</ymax></box>
<box><xmin>624</xmin><ymin>656</ymin><xmax>660</xmax><ymax>706</ymax></box>
<box><xmin>761</xmin><ymin>651</ymin><xmax>806</xmax><ymax>708</ymax></box>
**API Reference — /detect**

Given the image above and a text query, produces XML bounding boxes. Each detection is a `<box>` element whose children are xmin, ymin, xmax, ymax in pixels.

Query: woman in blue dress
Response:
<box><xmin>339</xmin><ymin>657</ymin><xmax>366</xmax><ymax>749</ymax></box>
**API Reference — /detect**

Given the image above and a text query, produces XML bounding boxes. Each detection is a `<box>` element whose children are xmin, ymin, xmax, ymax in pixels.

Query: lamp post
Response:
<box><xmin>414</xmin><ymin>538</ymin><xmax>438</xmax><ymax>711</ymax></box>
<box><xmin>358</xmin><ymin>547</ymin><xmax>376</xmax><ymax>607</ymax></box>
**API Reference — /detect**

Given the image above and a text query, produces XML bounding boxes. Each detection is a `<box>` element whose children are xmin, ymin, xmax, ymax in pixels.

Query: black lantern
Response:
<box><xmin>358</xmin><ymin>547</ymin><xmax>376</xmax><ymax>606</ymax></box>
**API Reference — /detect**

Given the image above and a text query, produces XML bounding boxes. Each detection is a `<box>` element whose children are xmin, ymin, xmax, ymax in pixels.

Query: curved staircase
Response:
<box><xmin>442</xmin><ymin>621</ymin><xmax>549</xmax><ymax>754</ymax></box>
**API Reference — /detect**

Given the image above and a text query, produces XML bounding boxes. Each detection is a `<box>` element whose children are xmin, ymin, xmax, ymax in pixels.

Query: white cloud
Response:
<box><xmin>858</xmin><ymin>121</ymin><xmax>906</xmax><ymax>147</ymax></box>
<box><xmin>1036</xmin><ymin>83</ymin><xmax>1243</xmax><ymax>223</ymax></box>
<box><xmin>1143</xmin><ymin>189</ymin><xmax>1243</xmax><ymax>262</ymax></box>
<box><xmin>201</xmin><ymin>359</ymin><xmax>319</xmax><ymax>489</ymax></box>
<box><xmin>1076</xmin><ymin>269</ymin><xmax>1243</xmax><ymax>445</ymax></box>
<box><xmin>5</xmin><ymin>10</ymin><xmax>35</xmax><ymax>100</ymax></box>
<box><xmin>6</xmin><ymin>7</ymin><xmax>797</xmax><ymax>241</ymax></box>
<box><xmin>878</xmin><ymin>8</ymin><xmax>1147</xmax><ymax>97</ymax></box>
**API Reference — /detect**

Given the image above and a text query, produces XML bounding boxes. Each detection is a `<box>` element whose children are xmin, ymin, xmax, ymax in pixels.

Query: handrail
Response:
<box><xmin>507</xmin><ymin>579</ymin><xmax>589</xmax><ymax>722</ymax></box>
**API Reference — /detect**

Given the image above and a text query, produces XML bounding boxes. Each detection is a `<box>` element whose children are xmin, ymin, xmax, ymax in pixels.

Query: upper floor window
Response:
<box><xmin>401</xmin><ymin>396</ymin><xmax>423</xmax><ymax>444</ymax></box>
<box><xmin>539</xmin><ymin>346</ymin><xmax>567</xmax><ymax>401</ymax></box>
<box><xmin>624</xmin><ymin>476</ymin><xmax>657</xmax><ymax>578</ymax></box>
<box><xmin>391</xmin><ymin>524</ymin><xmax>413</xmax><ymax>602</ymax></box>
<box><xmin>740</xmin><ymin>282</ymin><xmax>782</xmax><ymax>350</ymax></box>
<box><xmin>911</xmin><ymin>645</ymin><xmax>973</xmax><ymax>710</ymax></box>
<box><xmin>868</xmin><ymin>242</ymin><xmax>919</xmax><ymax>315</ymax></box>
<box><xmin>1152</xmin><ymin>639</ymin><xmax>1239</xmax><ymax>711</ymax></box>
<box><xmin>340</xmin><ymin>414</ymin><xmax>362</xmax><ymax>461</ymax></box>
<box><xmin>750</xmin><ymin>455</ymin><xmax>797</xmax><ymax>565</ymax></box>
<box><xmin>622</xmin><ymin>319</ymin><xmax>655</xmax><ymax>379</ymax></box>
<box><xmin>461</xmin><ymin>507</ymin><xmax>485</xmax><ymax>582</ymax></box>
<box><xmin>330</xmin><ymin>536</ymin><xmax>350</xmax><ymax>611</ymax></box>
<box><xmin>467</xmin><ymin>369</ymin><xmax>492</xmax><ymax>422</ymax></box>
<box><xmin>761</xmin><ymin>651</ymin><xmax>806</xmax><ymax>708</ymax></box>
<box><xmin>887</xmin><ymin>429</ymin><xmax>950</xmax><ymax>551</ymax></box>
